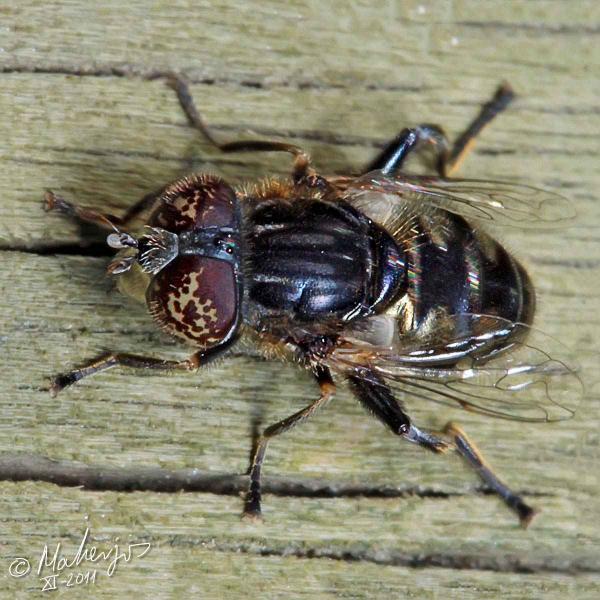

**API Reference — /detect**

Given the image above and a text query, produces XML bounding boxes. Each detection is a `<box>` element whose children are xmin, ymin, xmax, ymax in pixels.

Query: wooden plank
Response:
<box><xmin>2</xmin><ymin>483</ymin><xmax>600</xmax><ymax>598</ymax></box>
<box><xmin>1</xmin><ymin>1</ymin><xmax>599</xmax><ymax>597</ymax></box>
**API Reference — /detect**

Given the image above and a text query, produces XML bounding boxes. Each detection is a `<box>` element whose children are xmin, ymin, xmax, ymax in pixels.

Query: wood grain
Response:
<box><xmin>1</xmin><ymin>1</ymin><xmax>599</xmax><ymax>597</ymax></box>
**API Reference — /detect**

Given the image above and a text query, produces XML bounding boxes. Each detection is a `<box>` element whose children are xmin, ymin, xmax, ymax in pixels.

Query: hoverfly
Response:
<box><xmin>44</xmin><ymin>76</ymin><xmax>581</xmax><ymax>527</ymax></box>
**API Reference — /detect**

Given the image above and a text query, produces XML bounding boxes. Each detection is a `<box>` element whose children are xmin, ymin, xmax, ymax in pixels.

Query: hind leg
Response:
<box><xmin>365</xmin><ymin>83</ymin><xmax>515</xmax><ymax>177</ymax></box>
<box><xmin>349</xmin><ymin>369</ymin><xmax>536</xmax><ymax>527</ymax></box>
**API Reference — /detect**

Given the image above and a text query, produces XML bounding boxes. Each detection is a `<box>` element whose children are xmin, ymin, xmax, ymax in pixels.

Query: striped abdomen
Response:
<box><xmin>401</xmin><ymin>211</ymin><xmax>535</xmax><ymax>331</ymax></box>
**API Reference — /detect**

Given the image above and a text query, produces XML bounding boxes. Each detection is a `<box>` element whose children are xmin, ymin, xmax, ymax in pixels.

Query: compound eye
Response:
<box><xmin>147</xmin><ymin>255</ymin><xmax>238</xmax><ymax>347</ymax></box>
<box><xmin>152</xmin><ymin>174</ymin><xmax>237</xmax><ymax>232</ymax></box>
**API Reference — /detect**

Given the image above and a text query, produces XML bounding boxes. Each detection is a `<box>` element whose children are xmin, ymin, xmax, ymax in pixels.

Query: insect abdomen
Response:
<box><xmin>404</xmin><ymin>212</ymin><xmax>535</xmax><ymax>328</ymax></box>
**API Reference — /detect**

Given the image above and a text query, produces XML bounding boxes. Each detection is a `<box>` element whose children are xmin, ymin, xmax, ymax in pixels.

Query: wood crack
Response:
<box><xmin>0</xmin><ymin>63</ymin><xmax>429</xmax><ymax>93</ymax></box>
<box><xmin>455</xmin><ymin>20</ymin><xmax>600</xmax><ymax>36</ymax></box>
<box><xmin>164</xmin><ymin>537</ymin><xmax>599</xmax><ymax>575</ymax></box>
<box><xmin>0</xmin><ymin>453</ymin><xmax>548</xmax><ymax>501</ymax></box>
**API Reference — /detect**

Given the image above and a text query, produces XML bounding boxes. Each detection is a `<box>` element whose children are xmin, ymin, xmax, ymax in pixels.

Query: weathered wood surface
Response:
<box><xmin>1</xmin><ymin>1</ymin><xmax>599</xmax><ymax>597</ymax></box>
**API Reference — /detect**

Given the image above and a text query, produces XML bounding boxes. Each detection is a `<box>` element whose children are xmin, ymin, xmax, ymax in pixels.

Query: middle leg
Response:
<box><xmin>243</xmin><ymin>364</ymin><xmax>335</xmax><ymax>520</ymax></box>
<box><xmin>167</xmin><ymin>74</ymin><xmax>314</xmax><ymax>183</ymax></box>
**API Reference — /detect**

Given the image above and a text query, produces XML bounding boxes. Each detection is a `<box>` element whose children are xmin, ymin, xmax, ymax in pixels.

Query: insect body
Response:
<box><xmin>44</xmin><ymin>79</ymin><xmax>579</xmax><ymax>527</ymax></box>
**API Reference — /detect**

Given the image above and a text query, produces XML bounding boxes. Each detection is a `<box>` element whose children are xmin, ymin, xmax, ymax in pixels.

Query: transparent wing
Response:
<box><xmin>338</xmin><ymin>170</ymin><xmax>575</xmax><ymax>227</ymax></box>
<box><xmin>329</xmin><ymin>314</ymin><xmax>582</xmax><ymax>422</ymax></box>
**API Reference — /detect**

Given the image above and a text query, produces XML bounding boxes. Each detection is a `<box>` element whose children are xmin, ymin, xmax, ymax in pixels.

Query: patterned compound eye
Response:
<box><xmin>144</xmin><ymin>173</ymin><xmax>243</xmax><ymax>349</ymax></box>
<box><xmin>147</xmin><ymin>255</ymin><xmax>238</xmax><ymax>347</ymax></box>
<box><xmin>151</xmin><ymin>174</ymin><xmax>237</xmax><ymax>232</ymax></box>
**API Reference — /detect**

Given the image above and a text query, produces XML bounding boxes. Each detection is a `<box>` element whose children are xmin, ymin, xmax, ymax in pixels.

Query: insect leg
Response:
<box><xmin>243</xmin><ymin>365</ymin><xmax>335</xmax><ymax>520</ymax></box>
<box><xmin>44</xmin><ymin>191</ymin><xmax>122</xmax><ymax>231</ymax></box>
<box><xmin>167</xmin><ymin>74</ymin><xmax>313</xmax><ymax>182</ymax></box>
<box><xmin>364</xmin><ymin>128</ymin><xmax>421</xmax><ymax>176</ymax></box>
<box><xmin>43</xmin><ymin>188</ymin><xmax>162</xmax><ymax>232</ymax></box>
<box><xmin>48</xmin><ymin>345</ymin><xmax>226</xmax><ymax>397</ymax></box>
<box><xmin>441</xmin><ymin>83</ymin><xmax>515</xmax><ymax>177</ymax></box>
<box><xmin>365</xmin><ymin>83</ymin><xmax>514</xmax><ymax>177</ymax></box>
<box><xmin>444</xmin><ymin>422</ymin><xmax>537</xmax><ymax>528</ymax></box>
<box><xmin>349</xmin><ymin>370</ymin><xmax>449</xmax><ymax>452</ymax></box>
<box><xmin>349</xmin><ymin>370</ymin><xmax>536</xmax><ymax>526</ymax></box>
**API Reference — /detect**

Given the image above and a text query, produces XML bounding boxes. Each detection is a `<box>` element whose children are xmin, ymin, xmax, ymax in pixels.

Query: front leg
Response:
<box><xmin>43</xmin><ymin>188</ymin><xmax>162</xmax><ymax>232</ymax></box>
<box><xmin>49</xmin><ymin>347</ymin><xmax>225</xmax><ymax>396</ymax></box>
